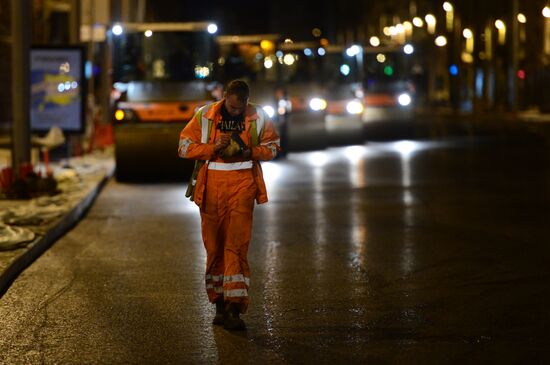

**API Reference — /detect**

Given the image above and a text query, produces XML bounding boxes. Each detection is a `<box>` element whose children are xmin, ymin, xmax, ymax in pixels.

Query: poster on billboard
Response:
<box><xmin>30</xmin><ymin>47</ymin><xmax>85</xmax><ymax>133</ymax></box>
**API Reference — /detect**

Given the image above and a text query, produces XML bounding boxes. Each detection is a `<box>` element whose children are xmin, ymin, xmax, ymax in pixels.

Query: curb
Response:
<box><xmin>0</xmin><ymin>170</ymin><xmax>113</xmax><ymax>298</ymax></box>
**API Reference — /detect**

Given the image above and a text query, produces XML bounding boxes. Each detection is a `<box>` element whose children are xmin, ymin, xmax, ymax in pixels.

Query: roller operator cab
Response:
<box><xmin>110</xmin><ymin>22</ymin><xmax>220</xmax><ymax>181</ymax></box>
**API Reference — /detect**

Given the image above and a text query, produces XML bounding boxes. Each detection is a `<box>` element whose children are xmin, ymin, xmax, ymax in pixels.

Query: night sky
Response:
<box><xmin>147</xmin><ymin>0</ymin><xmax>549</xmax><ymax>43</ymax></box>
<box><xmin>147</xmin><ymin>0</ymin><xmax>327</xmax><ymax>39</ymax></box>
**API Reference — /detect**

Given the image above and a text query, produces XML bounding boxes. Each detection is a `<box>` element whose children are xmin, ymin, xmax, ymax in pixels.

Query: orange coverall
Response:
<box><xmin>178</xmin><ymin>100</ymin><xmax>280</xmax><ymax>313</ymax></box>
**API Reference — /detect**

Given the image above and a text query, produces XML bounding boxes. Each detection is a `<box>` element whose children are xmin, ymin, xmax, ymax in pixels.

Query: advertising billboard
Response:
<box><xmin>30</xmin><ymin>47</ymin><xmax>85</xmax><ymax>133</ymax></box>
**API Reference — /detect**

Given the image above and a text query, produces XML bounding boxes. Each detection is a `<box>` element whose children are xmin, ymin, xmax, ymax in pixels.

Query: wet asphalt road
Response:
<box><xmin>1</xmin><ymin>123</ymin><xmax>550</xmax><ymax>363</ymax></box>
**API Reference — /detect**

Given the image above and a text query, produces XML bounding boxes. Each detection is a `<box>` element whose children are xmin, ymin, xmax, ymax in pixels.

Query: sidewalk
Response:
<box><xmin>0</xmin><ymin>148</ymin><xmax>114</xmax><ymax>297</ymax></box>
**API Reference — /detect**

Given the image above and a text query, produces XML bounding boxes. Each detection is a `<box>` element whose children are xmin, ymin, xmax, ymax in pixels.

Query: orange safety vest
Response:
<box><xmin>180</xmin><ymin>100</ymin><xmax>278</xmax><ymax>209</ymax></box>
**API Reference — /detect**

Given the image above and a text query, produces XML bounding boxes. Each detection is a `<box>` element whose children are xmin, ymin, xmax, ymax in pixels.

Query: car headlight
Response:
<box><xmin>309</xmin><ymin>97</ymin><xmax>327</xmax><ymax>111</ymax></box>
<box><xmin>398</xmin><ymin>93</ymin><xmax>412</xmax><ymax>107</ymax></box>
<box><xmin>262</xmin><ymin>105</ymin><xmax>275</xmax><ymax>118</ymax></box>
<box><xmin>346</xmin><ymin>100</ymin><xmax>364</xmax><ymax>115</ymax></box>
<box><xmin>278</xmin><ymin>99</ymin><xmax>290</xmax><ymax>115</ymax></box>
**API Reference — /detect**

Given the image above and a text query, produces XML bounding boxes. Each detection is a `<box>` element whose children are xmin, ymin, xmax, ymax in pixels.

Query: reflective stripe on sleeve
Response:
<box><xmin>200</xmin><ymin>105</ymin><xmax>211</xmax><ymax>143</ymax></box>
<box><xmin>261</xmin><ymin>138</ymin><xmax>280</xmax><ymax>146</ymax></box>
<box><xmin>256</xmin><ymin>106</ymin><xmax>266</xmax><ymax>136</ymax></box>
<box><xmin>179</xmin><ymin>137</ymin><xmax>193</xmax><ymax>157</ymax></box>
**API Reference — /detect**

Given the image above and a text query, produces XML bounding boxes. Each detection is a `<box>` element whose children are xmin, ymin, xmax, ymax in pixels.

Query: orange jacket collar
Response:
<box><xmin>203</xmin><ymin>99</ymin><xmax>258</xmax><ymax>120</ymax></box>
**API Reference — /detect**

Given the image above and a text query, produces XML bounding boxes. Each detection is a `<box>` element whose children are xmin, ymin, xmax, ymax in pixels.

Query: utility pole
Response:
<box><xmin>11</xmin><ymin>0</ymin><xmax>32</xmax><ymax>177</ymax></box>
<box><xmin>69</xmin><ymin>0</ymin><xmax>81</xmax><ymax>44</ymax></box>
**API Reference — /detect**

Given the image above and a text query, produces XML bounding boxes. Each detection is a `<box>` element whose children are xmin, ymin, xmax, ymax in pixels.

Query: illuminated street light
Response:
<box><xmin>376</xmin><ymin>53</ymin><xmax>386</xmax><ymax>63</ymax></box>
<box><xmin>543</xmin><ymin>6</ymin><xmax>550</xmax><ymax>18</ymax></box>
<box><xmin>403</xmin><ymin>21</ymin><xmax>413</xmax><ymax>37</ymax></box>
<box><xmin>144</xmin><ymin>30</ymin><xmax>153</xmax><ymax>37</ymax></box>
<box><xmin>340</xmin><ymin>64</ymin><xmax>351</xmax><ymax>76</ymax></box>
<box><xmin>346</xmin><ymin>45</ymin><xmax>361</xmax><ymax>57</ymax></box>
<box><xmin>383</xmin><ymin>27</ymin><xmax>391</xmax><ymax>36</ymax></box>
<box><xmin>395</xmin><ymin>24</ymin><xmax>405</xmax><ymax>34</ymax></box>
<box><xmin>517</xmin><ymin>13</ymin><xmax>527</xmax><ymax>23</ymax></box>
<box><xmin>463</xmin><ymin>28</ymin><xmax>474</xmax><ymax>53</ymax></box>
<box><xmin>207</xmin><ymin>23</ymin><xmax>218</xmax><ymax>34</ymax></box>
<box><xmin>425</xmin><ymin>14</ymin><xmax>437</xmax><ymax>34</ymax></box>
<box><xmin>112</xmin><ymin>24</ymin><xmax>124</xmax><ymax>36</ymax></box>
<box><xmin>393</xmin><ymin>25</ymin><xmax>407</xmax><ymax>44</ymax></box>
<box><xmin>443</xmin><ymin>2</ymin><xmax>454</xmax><ymax>32</ymax></box>
<box><xmin>435</xmin><ymin>35</ymin><xmax>447</xmax><ymax>47</ymax></box>
<box><xmin>413</xmin><ymin>17</ymin><xmax>424</xmax><ymax>27</ymax></box>
<box><xmin>403</xmin><ymin>44</ymin><xmax>414</xmax><ymax>54</ymax></box>
<box><xmin>369</xmin><ymin>36</ymin><xmax>380</xmax><ymax>47</ymax></box>
<box><xmin>495</xmin><ymin>19</ymin><xmax>506</xmax><ymax>45</ymax></box>
<box><xmin>318</xmin><ymin>47</ymin><xmax>326</xmax><ymax>56</ymax></box>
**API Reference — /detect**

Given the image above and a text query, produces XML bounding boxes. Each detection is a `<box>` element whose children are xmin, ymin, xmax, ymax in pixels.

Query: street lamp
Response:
<box><xmin>463</xmin><ymin>28</ymin><xmax>474</xmax><ymax>53</ymax></box>
<box><xmin>443</xmin><ymin>2</ymin><xmax>454</xmax><ymax>32</ymax></box>
<box><xmin>435</xmin><ymin>35</ymin><xmax>447</xmax><ymax>47</ymax></box>
<box><xmin>403</xmin><ymin>21</ymin><xmax>413</xmax><ymax>38</ymax></box>
<box><xmin>413</xmin><ymin>17</ymin><xmax>424</xmax><ymax>27</ymax></box>
<box><xmin>207</xmin><ymin>23</ymin><xmax>218</xmax><ymax>34</ymax></box>
<box><xmin>425</xmin><ymin>14</ymin><xmax>437</xmax><ymax>34</ymax></box>
<box><xmin>369</xmin><ymin>36</ymin><xmax>380</xmax><ymax>47</ymax></box>
<box><xmin>543</xmin><ymin>6</ymin><xmax>550</xmax><ymax>18</ymax></box>
<box><xmin>495</xmin><ymin>19</ymin><xmax>506</xmax><ymax>45</ymax></box>
<box><xmin>346</xmin><ymin>45</ymin><xmax>361</xmax><ymax>57</ymax></box>
<box><xmin>517</xmin><ymin>13</ymin><xmax>527</xmax><ymax>24</ymax></box>
<box><xmin>112</xmin><ymin>24</ymin><xmax>124</xmax><ymax>36</ymax></box>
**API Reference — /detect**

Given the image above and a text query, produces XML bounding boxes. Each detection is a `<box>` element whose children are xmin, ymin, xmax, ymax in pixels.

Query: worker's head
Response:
<box><xmin>224</xmin><ymin>80</ymin><xmax>249</xmax><ymax>117</ymax></box>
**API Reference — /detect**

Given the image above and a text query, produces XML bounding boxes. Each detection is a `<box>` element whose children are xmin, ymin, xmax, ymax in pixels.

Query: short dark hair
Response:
<box><xmin>225</xmin><ymin>80</ymin><xmax>249</xmax><ymax>102</ymax></box>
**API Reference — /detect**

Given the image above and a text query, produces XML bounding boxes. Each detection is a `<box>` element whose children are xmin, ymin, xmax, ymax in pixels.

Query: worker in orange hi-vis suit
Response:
<box><xmin>178</xmin><ymin>80</ymin><xmax>280</xmax><ymax>331</ymax></box>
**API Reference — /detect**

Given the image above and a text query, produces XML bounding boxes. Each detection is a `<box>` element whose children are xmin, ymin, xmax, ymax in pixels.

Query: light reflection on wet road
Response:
<box><xmin>1</xmin><ymin>136</ymin><xmax>550</xmax><ymax>363</ymax></box>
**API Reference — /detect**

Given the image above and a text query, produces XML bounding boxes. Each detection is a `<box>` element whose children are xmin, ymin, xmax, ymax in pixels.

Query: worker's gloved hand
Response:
<box><xmin>221</xmin><ymin>139</ymin><xmax>242</xmax><ymax>158</ymax></box>
<box><xmin>214</xmin><ymin>134</ymin><xmax>231</xmax><ymax>154</ymax></box>
<box><xmin>242</xmin><ymin>148</ymin><xmax>252</xmax><ymax>159</ymax></box>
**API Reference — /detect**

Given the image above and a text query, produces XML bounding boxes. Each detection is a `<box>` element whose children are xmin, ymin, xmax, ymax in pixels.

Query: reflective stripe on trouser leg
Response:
<box><xmin>200</xmin><ymin>169</ymin><xmax>256</xmax><ymax>313</ymax></box>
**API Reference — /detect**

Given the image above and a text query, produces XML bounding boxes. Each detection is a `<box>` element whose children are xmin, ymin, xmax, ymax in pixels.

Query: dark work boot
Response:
<box><xmin>223</xmin><ymin>303</ymin><xmax>246</xmax><ymax>331</ymax></box>
<box><xmin>212</xmin><ymin>298</ymin><xmax>224</xmax><ymax>326</ymax></box>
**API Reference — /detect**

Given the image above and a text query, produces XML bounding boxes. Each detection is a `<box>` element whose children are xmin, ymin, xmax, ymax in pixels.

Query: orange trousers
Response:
<box><xmin>200</xmin><ymin>168</ymin><xmax>257</xmax><ymax>313</ymax></box>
